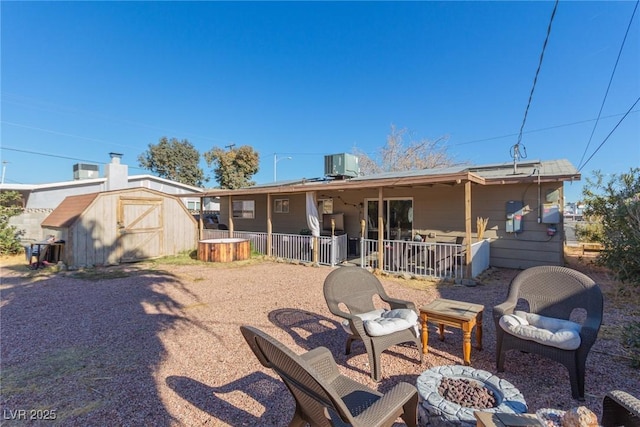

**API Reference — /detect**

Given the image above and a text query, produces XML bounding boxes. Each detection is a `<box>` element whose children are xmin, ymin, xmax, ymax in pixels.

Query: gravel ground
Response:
<box><xmin>1</xmin><ymin>253</ymin><xmax>638</xmax><ymax>427</ymax></box>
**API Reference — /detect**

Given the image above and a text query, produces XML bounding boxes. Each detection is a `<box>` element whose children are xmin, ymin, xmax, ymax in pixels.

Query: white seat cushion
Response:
<box><xmin>341</xmin><ymin>309</ymin><xmax>386</xmax><ymax>334</ymax></box>
<box><xmin>499</xmin><ymin>310</ymin><xmax>581</xmax><ymax>350</ymax></box>
<box><xmin>341</xmin><ymin>308</ymin><xmax>418</xmax><ymax>337</ymax></box>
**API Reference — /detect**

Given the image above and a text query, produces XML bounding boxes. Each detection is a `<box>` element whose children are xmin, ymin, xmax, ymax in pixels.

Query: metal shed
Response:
<box><xmin>41</xmin><ymin>187</ymin><xmax>198</xmax><ymax>268</ymax></box>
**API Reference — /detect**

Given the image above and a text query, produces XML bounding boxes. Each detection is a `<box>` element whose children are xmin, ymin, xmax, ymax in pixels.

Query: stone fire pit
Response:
<box><xmin>417</xmin><ymin>365</ymin><xmax>527</xmax><ymax>427</ymax></box>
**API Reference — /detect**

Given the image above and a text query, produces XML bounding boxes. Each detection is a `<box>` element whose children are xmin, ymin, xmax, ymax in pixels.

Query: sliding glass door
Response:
<box><xmin>366</xmin><ymin>198</ymin><xmax>413</xmax><ymax>240</ymax></box>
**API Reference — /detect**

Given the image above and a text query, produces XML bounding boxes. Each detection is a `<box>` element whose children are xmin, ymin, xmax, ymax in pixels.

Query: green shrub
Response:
<box><xmin>0</xmin><ymin>190</ymin><xmax>25</xmax><ymax>256</ymax></box>
<box><xmin>622</xmin><ymin>320</ymin><xmax>640</xmax><ymax>368</ymax></box>
<box><xmin>581</xmin><ymin>168</ymin><xmax>640</xmax><ymax>286</ymax></box>
<box><xmin>575</xmin><ymin>221</ymin><xmax>604</xmax><ymax>243</ymax></box>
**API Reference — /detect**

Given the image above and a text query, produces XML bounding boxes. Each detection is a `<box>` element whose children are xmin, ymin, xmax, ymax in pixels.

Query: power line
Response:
<box><xmin>578</xmin><ymin>96</ymin><xmax>640</xmax><ymax>173</ymax></box>
<box><xmin>0</xmin><ymin>147</ymin><xmax>147</xmax><ymax>171</ymax></box>
<box><xmin>3</xmin><ymin>107</ymin><xmax>637</xmax><ymax>169</ymax></box>
<box><xmin>454</xmin><ymin>110</ymin><xmax>639</xmax><ymax>146</ymax></box>
<box><xmin>1</xmin><ymin>121</ymin><xmax>117</xmax><ymax>145</ymax></box>
<box><xmin>577</xmin><ymin>0</ymin><xmax>639</xmax><ymax>171</ymax></box>
<box><xmin>513</xmin><ymin>0</ymin><xmax>559</xmax><ymax>156</ymax></box>
<box><xmin>1</xmin><ymin>93</ymin><xmax>233</xmax><ymax>145</ymax></box>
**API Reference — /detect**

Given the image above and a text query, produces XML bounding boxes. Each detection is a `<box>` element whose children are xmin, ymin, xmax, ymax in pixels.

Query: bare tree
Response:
<box><xmin>353</xmin><ymin>125</ymin><xmax>455</xmax><ymax>175</ymax></box>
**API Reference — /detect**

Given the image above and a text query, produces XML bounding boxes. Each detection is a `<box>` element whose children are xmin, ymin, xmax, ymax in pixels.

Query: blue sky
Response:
<box><xmin>1</xmin><ymin>1</ymin><xmax>638</xmax><ymax>203</ymax></box>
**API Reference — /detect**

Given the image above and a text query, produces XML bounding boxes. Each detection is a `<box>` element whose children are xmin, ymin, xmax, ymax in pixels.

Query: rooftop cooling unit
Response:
<box><xmin>324</xmin><ymin>153</ymin><xmax>359</xmax><ymax>178</ymax></box>
<box><xmin>73</xmin><ymin>163</ymin><xmax>99</xmax><ymax>180</ymax></box>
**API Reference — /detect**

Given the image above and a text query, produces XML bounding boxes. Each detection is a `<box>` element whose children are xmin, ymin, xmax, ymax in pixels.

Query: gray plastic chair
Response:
<box><xmin>493</xmin><ymin>265</ymin><xmax>603</xmax><ymax>400</ymax></box>
<box><xmin>240</xmin><ymin>325</ymin><xmax>418</xmax><ymax>427</ymax></box>
<box><xmin>323</xmin><ymin>267</ymin><xmax>422</xmax><ymax>382</ymax></box>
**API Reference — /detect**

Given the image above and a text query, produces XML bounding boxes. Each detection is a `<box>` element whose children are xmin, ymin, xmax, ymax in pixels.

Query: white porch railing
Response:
<box><xmin>201</xmin><ymin>230</ymin><xmax>348</xmax><ymax>266</ymax></box>
<box><xmin>359</xmin><ymin>239</ymin><xmax>490</xmax><ymax>279</ymax></box>
<box><xmin>200</xmin><ymin>230</ymin><xmax>489</xmax><ymax>278</ymax></box>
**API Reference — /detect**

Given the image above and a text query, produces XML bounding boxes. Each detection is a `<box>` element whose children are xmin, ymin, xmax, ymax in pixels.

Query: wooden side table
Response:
<box><xmin>419</xmin><ymin>298</ymin><xmax>484</xmax><ymax>365</ymax></box>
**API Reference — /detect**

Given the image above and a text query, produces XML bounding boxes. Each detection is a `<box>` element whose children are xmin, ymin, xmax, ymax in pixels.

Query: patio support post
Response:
<box><xmin>464</xmin><ymin>181</ymin><xmax>472</xmax><ymax>278</ymax></box>
<box><xmin>329</xmin><ymin>219</ymin><xmax>336</xmax><ymax>266</ymax></box>
<box><xmin>377</xmin><ymin>187</ymin><xmax>384</xmax><ymax>270</ymax></box>
<box><xmin>314</xmin><ymin>236</ymin><xmax>319</xmax><ymax>264</ymax></box>
<box><xmin>267</xmin><ymin>193</ymin><xmax>272</xmax><ymax>256</ymax></box>
<box><xmin>360</xmin><ymin>219</ymin><xmax>366</xmax><ymax>266</ymax></box>
<box><xmin>228</xmin><ymin>195</ymin><xmax>234</xmax><ymax>235</ymax></box>
<box><xmin>198</xmin><ymin>195</ymin><xmax>204</xmax><ymax>240</ymax></box>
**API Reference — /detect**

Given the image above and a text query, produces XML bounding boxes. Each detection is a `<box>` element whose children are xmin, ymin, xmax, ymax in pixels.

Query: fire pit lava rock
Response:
<box><xmin>417</xmin><ymin>365</ymin><xmax>527</xmax><ymax>427</ymax></box>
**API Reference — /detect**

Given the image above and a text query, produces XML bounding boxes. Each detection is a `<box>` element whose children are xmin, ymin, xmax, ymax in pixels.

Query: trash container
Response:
<box><xmin>47</xmin><ymin>241</ymin><xmax>65</xmax><ymax>263</ymax></box>
<box><xmin>24</xmin><ymin>245</ymin><xmax>36</xmax><ymax>262</ymax></box>
<box><xmin>348</xmin><ymin>238</ymin><xmax>360</xmax><ymax>257</ymax></box>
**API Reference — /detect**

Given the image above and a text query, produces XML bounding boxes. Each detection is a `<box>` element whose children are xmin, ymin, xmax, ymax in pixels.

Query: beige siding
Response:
<box><xmin>470</xmin><ymin>183</ymin><xmax>564</xmax><ymax>268</ymax></box>
<box><xmin>270</xmin><ymin>194</ymin><xmax>309</xmax><ymax>234</ymax></box>
<box><xmin>162</xmin><ymin>196</ymin><xmax>198</xmax><ymax>254</ymax></box>
<box><xmin>308</xmin><ymin>191</ymin><xmax>363</xmax><ymax>236</ymax></box>
<box><xmin>52</xmin><ymin>189</ymin><xmax>197</xmax><ymax>268</ymax></box>
<box><xmin>410</xmin><ymin>185</ymin><xmax>466</xmax><ymax>236</ymax></box>
<box><xmin>217</xmin><ymin>180</ymin><xmax>565</xmax><ymax>269</ymax></box>
<box><xmin>221</xmin><ymin>192</ymin><xmax>366</xmax><ymax>237</ymax></box>
<box><xmin>74</xmin><ymin>192</ymin><xmax>118</xmax><ymax>266</ymax></box>
<box><xmin>220</xmin><ymin>195</ymin><xmax>269</xmax><ymax>232</ymax></box>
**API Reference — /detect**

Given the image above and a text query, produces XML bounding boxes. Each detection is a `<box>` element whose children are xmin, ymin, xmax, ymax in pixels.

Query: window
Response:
<box><xmin>274</xmin><ymin>198</ymin><xmax>289</xmax><ymax>213</ymax></box>
<box><xmin>187</xmin><ymin>200</ymin><xmax>201</xmax><ymax>211</ymax></box>
<box><xmin>232</xmin><ymin>200</ymin><xmax>255</xmax><ymax>219</ymax></box>
<box><xmin>318</xmin><ymin>198</ymin><xmax>333</xmax><ymax>214</ymax></box>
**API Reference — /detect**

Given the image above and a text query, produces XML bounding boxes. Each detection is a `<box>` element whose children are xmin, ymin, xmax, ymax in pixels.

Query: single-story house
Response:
<box><xmin>190</xmin><ymin>156</ymin><xmax>580</xmax><ymax>275</ymax></box>
<box><xmin>1</xmin><ymin>153</ymin><xmax>218</xmax><ymax>241</ymax></box>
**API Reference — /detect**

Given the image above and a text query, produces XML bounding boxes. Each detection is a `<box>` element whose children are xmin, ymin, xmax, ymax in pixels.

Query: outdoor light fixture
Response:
<box><xmin>274</xmin><ymin>154</ymin><xmax>292</xmax><ymax>182</ymax></box>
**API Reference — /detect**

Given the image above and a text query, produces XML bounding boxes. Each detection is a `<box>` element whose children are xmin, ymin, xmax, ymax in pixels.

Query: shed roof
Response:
<box><xmin>41</xmin><ymin>193</ymin><xmax>99</xmax><ymax>228</ymax></box>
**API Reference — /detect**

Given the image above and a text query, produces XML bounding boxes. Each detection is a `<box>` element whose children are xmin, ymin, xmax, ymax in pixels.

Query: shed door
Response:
<box><xmin>117</xmin><ymin>197</ymin><xmax>163</xmax><ymax>262</ymax></box>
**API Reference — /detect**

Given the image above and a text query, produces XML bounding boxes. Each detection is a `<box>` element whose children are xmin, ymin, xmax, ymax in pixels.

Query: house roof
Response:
<box><xmin>41</xmin><ymin>192</ymin><xmax>99</xmax><ymax>228</ymax></box>
<box><xmin>191</xmin><ymin>158</ymin><xmax>580</xmax><ymax>197</ymax></box>
<box><xmin>465</xmin><ymin>159</ymin><xmax>577</xmax><ymax>180</ymax></box>
<box><xmin>0</xmin><ymin>178</ymin><xmax>107</xmax><ymax>192</ymax></box>
<box><xmin>127</xmin><ymin>174</ymin><xmax>204</xmax><ymax>192</ymax></box>
<box><xmin>0</xmin><ymin>174</ymin><xmax>204</xmax><ymax>193</ymax></box>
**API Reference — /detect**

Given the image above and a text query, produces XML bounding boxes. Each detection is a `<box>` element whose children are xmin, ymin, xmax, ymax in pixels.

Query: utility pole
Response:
<box><xmin>225</xmin><ymin>143</ymin><xmax>236</xmax><ymax>151</ymax></box>
<box><xmin>273</xmin><ymin>154</ymin><xmax>292</xmax><ymax>182</ymax></box>
<box><xmin>1</xmin><ymin>161</ymin><xmax>8</xmax><ymax>184</ymax></box>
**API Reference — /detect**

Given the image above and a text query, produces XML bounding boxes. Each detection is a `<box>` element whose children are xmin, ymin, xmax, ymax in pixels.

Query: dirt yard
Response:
<box><xmin>0</xmin><ymin>248</ymin><xmax>638</xmax><ymax>426</ymax></box>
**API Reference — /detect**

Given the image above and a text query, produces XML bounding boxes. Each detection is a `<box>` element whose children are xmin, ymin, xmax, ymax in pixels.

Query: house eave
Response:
<box><xmin>483</xmin><ymin>173</ymin><xmax>581</xmax><ymax>185</ymax></box>
<box><xmin>188</xmin><ymin>172</ymin><xmax>486</xmax><ymax>198</ymax></box>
